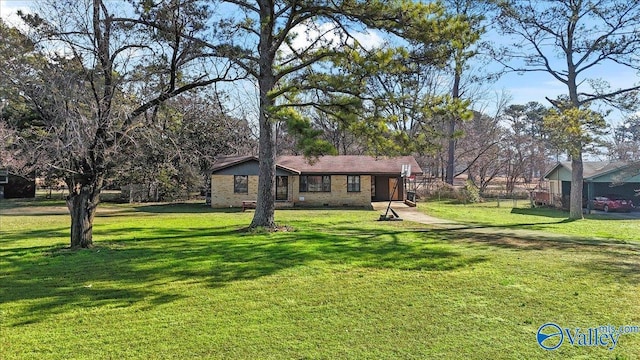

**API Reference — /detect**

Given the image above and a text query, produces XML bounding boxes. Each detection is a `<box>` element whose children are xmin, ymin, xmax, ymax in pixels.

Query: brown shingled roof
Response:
<box><xmin>277</xmin><ymin>155</ymin><xmax>423</xmax><ymax>175</ymax></box>
<box><xmin>210</xmin><ymin>155</ymin><xmax>301</xmax><ymax>174</ymax></box>
<box><xmin>210</xmin><ymin>155</ymin><xmax>423</xmax><ymax>175</ymax></box>
<box><xmin>210</xmin><ymin>155</ymin><xmax>257</xmax><ymax>172</ymax></box>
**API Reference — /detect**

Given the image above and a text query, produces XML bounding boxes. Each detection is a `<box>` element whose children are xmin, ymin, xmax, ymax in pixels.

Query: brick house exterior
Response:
<box><xmin>209</xmin><ymin>155</ymin><xmax>422</xmax><ymax>209</ymax></box>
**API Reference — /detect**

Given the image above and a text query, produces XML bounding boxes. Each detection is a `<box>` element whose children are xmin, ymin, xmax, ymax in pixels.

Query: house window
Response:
<box><xmin>300</xmin><ymin>175</ymin><xmax>331</xmax><ymax>192</ymax></box>
<box><xmin>276</xmin><ymin>176</ymin><xmax>288</xmax><ymax>201</ymax></box>
<box><xmin>347</xmin><ymin>175</ymin><xmax>360</xmax><ymax>192</ymax></box>
<box><xmin>0</xmin><ymin>169</ymin><xmax>7</xmax><ymax>184</ymax></box>
<box><xmin>234</xmin><ymin>175</ymin><xmax>248</xmax><ymax>194</ymax></box>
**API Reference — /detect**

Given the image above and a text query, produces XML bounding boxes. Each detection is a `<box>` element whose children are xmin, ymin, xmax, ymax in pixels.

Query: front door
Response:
<box><xmin>276</xmin><ymin>176</ymin><xmax>288</xmax><ymax>201</ymax></box>
<box><xmin>389</xmin><ymin>178</ymin><xmax>401</xmax><ymax>201</ymax></box>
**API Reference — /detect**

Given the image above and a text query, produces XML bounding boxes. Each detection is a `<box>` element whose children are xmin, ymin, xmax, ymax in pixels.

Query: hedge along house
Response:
<box><xmin>544</xmin><ymin>161</ymin><xmax>640</xmax><ymax>208</ymax></box>
<box><xmin>209</xmin><ymin>155</ymin><xmax>423</xmax><ymax>208</ymax></box>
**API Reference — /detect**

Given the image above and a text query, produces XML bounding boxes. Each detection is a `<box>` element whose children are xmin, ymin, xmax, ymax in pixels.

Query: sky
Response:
<box><xmin>0</xmin><ymin>0</ymin><xmax>24</xmax><ymax>28</ymax></box>
<box><xmin>2</xmin><ymin>0</ymin><xmax>639</xmax><ymax>125</ymax></box>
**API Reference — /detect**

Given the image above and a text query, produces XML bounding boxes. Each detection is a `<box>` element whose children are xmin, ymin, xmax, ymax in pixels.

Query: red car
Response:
<box><xmin>592</xmin><ymin>195</ymin><xmax>634</xmax><ymax>212</ymax></box>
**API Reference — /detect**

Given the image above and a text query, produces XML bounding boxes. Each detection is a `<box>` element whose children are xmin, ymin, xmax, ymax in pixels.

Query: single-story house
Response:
<box><xmin>0</xmin><ymin>169</ymin><xmax>36</xmax><ymax>199</ymax></box>
<box><xmin>209</xmin><ymin>155</ymin><xmax>423</xmax><ymax>208</ymax></box>
<box><xmin>544</xmin><ymin>161</ymin><xmax>640</xmax><ymax>207</ymax></box>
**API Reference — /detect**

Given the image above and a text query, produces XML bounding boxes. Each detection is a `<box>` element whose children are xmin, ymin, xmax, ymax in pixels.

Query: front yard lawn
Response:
<box><xmin>419</xmin><ymin>199</ymin><xmax>640</xmax><ymax>242</ymax></box>
<box><xmin>1</xmin><ymin>201</ymin><xmax>639</xmax><ymax>359</ymax></box>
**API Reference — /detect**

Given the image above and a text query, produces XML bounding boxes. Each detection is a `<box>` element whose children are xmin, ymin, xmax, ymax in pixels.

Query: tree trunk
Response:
<box><xmin>446</xmin><ymin>67</ymin><xmax>462</xmax><ymax>185</ymax></box>
<box><xmin>251</xmin><ymin>100</ymin><xmax>277</xmax><ymax>228</ymax></box>
<box><xmin>569</xmin><ymin>152</ymin><xmax>584</xmax><ymax>219</ymax></box>
<box><xmin>446</xmin><ymin>125</ymin><xmax>455</xmax><ymax>185</ymax></box>
<box><xmin>251</xmin><ymin>4</ymin><xmax>277</xmax><ymax>229</ymax></box>
<box><xmin>66</xmin><ymin>180</ymin><xmax>101</xmax><ymax>248</ymax></box>
<box><xmin>566</xmin><ymin>59</ymin><xmax>584</xmax><ymax>220</ymax></box>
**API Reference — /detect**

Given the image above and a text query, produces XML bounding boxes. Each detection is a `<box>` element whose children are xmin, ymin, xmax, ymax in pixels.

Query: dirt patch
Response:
<box><xmin>0</xmin><ymin>206</ymin><xmax>70</xmax><ymax>216</ymax></box>
<box><xmin>0</xmin><ymin>205</ymin><xmax>128</xmax><ymax>216</ymax></box>
<box><xmin>239</xmin><ymin>225</ymin><xmax>296</xmax><ymax>234</ymax></box>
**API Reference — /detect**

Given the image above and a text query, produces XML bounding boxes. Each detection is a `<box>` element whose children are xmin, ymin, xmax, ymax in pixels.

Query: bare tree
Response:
<box><xmin>0</xmin><ymin>121</ymin><xmax>26</xmax><ymax>171</ymax></box>
<box><xmin>608</xmin><ymin>114</ymin><xmax>640</xmax><ymax>161</ymax></box>
<box><xmin>10</xmin><ymin>0</ymin><xmax>238</xmax><ymax>248</ymax></box>
<box><xmin>495</xmin><ymin>0</ymin><xmax>640</xmax><ymax>219</ymax></box>
<box><xmin>116</xmin><ymin>94</ymin><xmax>256</xmax><ymax>200</ymax></box>
<box><xmin>457</xmin><ymin>111</ymin><xmax>504</xmax><ymax>192</ymax></box>
<box><xmin>0</xmin><ymin>20</ymin><xmax>39</xmax><ymax>176</ymax></box>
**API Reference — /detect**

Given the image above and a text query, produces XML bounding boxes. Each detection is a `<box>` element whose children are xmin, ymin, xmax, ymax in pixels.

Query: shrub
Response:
<box><xmin>418</xmin><ymin>181</ymin><xmax>456</xmax><ymax>200</ymax></box>
<box><xmin>462</xmin><ymin>180</ymin><xmax>480</xmax><ymax>204</ymax></box>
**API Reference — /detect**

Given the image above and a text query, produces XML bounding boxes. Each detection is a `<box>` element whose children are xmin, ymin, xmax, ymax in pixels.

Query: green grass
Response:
<box><xmin>419</xmin><ymin>200</ymin><xmax>640</xmax><ymax>242</ymax></box>
<box><xmin>1</xmin><ymin>201</ymin><xmax>640</xmax><ymax>359</ymax></box>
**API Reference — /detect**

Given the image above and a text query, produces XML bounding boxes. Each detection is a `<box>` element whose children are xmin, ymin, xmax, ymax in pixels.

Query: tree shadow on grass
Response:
<box><xmin>510</xmin><ymin>207</ymin><xmax>570</xmax><ymax>219</ymax></box>
<box><xmin>422</xmin><ymin>217</ymin><xmax>584</xmax><ymax>235</ymax></box>
<box><xmin>0</xmin><ymin>202</ymin><xmax>245</xmax><ymax>217</ymax></box>
<box><xmin>1</xmin><ymin>223</ymin><xmax>487</xmax><ymax>326</ymax></box>
<box><xmin>5</xmin><ymin>209</ymin><xmax>638</xmax><ymax>327</ymax></box>
<box><xmin>133</xmin><ymin>203</ymin><xmax>244</xmax><ymax>214</ymax></box>
<box><xmin>0</xmin><ymin>227</ymin><xmax>70</xmax><ymax>247</ymax></box>
<box><xmin>421</xmin><ymin>226</ymin><xmax>640</xmax><ymax>285</ymax></box>
<box><xmin>511</xmin><ymin>207</ymin><xmax>640</xmax><ymax>221</ymax></box>
<box><xmin>0</xmin><ymin>243</ymin><xmax>187</xmax><ymax>326</ymax></box>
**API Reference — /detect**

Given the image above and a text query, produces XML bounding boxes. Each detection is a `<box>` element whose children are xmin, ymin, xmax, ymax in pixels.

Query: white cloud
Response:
<box><xmin>281</xmin><ymin>21</ymin><xmax>385</xmax><ymax>56</ymax></box>
<box><xmin>0</xmin><ymin>0</ymin><xmax>30</xmax><ymax>29</ymax></box>
<box><xmin>352</xmin><ymin>30</ymin><xmax>384</xmax><ymax>50</ymax></box>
